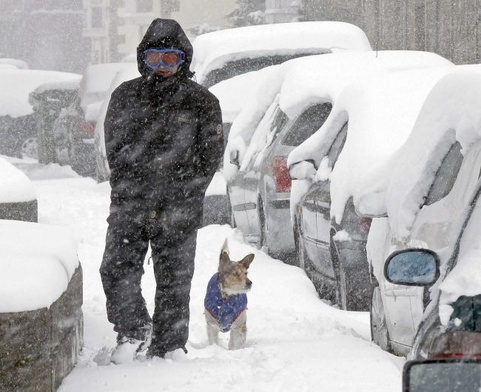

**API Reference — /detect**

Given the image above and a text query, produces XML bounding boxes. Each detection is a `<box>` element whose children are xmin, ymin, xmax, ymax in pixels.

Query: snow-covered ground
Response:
<box><xmin>8</xmin><ymin>157</ymin><xmax>404</xmax><ymax>392</ymax></box>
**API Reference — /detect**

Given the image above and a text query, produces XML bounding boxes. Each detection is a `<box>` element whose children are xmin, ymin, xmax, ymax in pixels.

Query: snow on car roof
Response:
<box><xmin>0</xmin><ymin>156</ymin><xmax>36</xmax><ymax>203</ymax></box>
<box><xmin>356</xmin><ymin>65</ymin><xmax>481</xmax><ymax>238</ymax></box>
<box><xmin>192</xmin><ymin>21</ymin><xmax>372</xmax><ymax>85</ymax></box>
<box><xmin>223</xmin><ymin>50</ymin><xmax>452</xmax><ymax>185</ymax></box>
<box><xmin>326</xmin><ymin>66</ymin><xmax>454</xmax><ymax>224</ymax></box>
<box><xmin>280</xmin><ymin>50</ymin><xmax>454</xmax><ymax>122</ymax></box>
<box><xmin>0</xmin><ymin>69</ymin><xmax>82</xmax><ymax>117</ymax></box>
<box><xmin>32</xmin><ymin>76</ymin><xmax>81</xmax><ymax>94</ymax></box>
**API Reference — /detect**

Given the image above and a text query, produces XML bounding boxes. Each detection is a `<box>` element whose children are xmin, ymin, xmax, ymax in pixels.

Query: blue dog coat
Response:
<box><xmin>204</xmin><ymin>273</ymin><xmax>247</xmax><ymax>333</ymax></box>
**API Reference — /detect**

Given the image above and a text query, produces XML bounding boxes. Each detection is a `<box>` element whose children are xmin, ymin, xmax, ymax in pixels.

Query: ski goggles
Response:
<box><xmin>142</xmin><ymin>48</ymin><xmax>185</xmax><ymax>71</ymax></box>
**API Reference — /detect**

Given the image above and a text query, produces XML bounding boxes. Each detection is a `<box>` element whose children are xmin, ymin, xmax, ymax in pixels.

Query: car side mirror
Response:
<box><xmin>229</xmin><ymin>149</ymin><xmax>240</xmax><ymax>167</ymax></box>
<box><xmin>384</xmin><ymin>249</ymin><xmax>439</xmax><ymax>286</ymax></box>
<box><xmin>288</xmin><ymin>159</ymin><xmax>316</xmax><ymax>180</ymax></box>
<box><xmin>403</xmin><ymin>359</ymin><xmax>481</xmax><ymax>392</ymax></box>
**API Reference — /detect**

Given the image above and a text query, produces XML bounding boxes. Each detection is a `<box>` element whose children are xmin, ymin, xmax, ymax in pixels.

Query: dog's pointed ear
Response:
<box><xmin>240</xmin><ymin>253</ymin><xmax>255</xmax><ymax>269</ymax></box>
<box><xmin>219</xmin><ymin>249</ymin><xmax>230</xmax><ymax>264</ymax></box>
<box><xmin>221</xmin><ymin>238</ymin><xmax>229</xmax><ymax>255</ymax></box>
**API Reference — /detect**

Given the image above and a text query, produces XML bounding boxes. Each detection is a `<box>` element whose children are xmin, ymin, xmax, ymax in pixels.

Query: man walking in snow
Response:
<box><xmin>99</xmin><ymin>18</ymin><xmax>223</xmax><ymax>364</ymax></box>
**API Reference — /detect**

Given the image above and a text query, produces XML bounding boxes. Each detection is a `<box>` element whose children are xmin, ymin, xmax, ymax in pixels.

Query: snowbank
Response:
<box><xmin>0</xmin><ymin>220</ymin><xmax>79</xmax><ymax>312</ymax></box>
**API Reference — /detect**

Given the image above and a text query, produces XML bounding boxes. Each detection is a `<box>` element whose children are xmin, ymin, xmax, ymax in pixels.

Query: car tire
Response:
<box><xmin>371</xmin><ymin>284</ymin><xmax>391</xmax><ymax>352</ymax></box>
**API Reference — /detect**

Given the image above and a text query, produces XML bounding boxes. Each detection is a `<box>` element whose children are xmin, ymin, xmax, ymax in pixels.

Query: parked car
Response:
<box><xmin>0</xmin><ymin>69</ymin><xmax>81</xmax><ymax>159</ymax></box>
<box><xmin>29</xmin><ymin>78</ymin><xmax>80</xmax><ymax>163</ymax></box>
<box><xmin>192</xmin><ymin>21</ymin><xmax>372</xmax><ymax>88</ymax></box>
<box><xmin>194</xmin><ymin>21</ymin><xmax>372</xmax><ymax>225</ymax></box>
<box><xmin>53</xmin><ymin>62</ymin><xmax>136</xmax><ymax>176</ymax></box>
<box><xmin>203</xmin><ymin>65</ymin><xmax>283</xmax><ymax>225</ymax></box>
<box><xmin>226</xmin><ymin>52</ymin><xmax>452</xmax><ymax>270</ymax></box>
<box><xmin>290</xmin><ymin>64</ymin><xmax>453</xmax><ymax>310</ymax></box>
<box><xmin>0</xmin><ymin>156</ymin><xmax>37</xmax><ymax>222</ymax></box>
<box><xmin>354</xmin><ymin>65</ymin><xmax>481</xmax><ymax>356</ymax></box>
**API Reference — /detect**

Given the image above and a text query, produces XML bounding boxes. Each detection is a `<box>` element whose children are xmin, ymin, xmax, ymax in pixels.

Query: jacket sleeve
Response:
<box><xmin>180</xmin><ymin>92</ymin><xmax>224</xmax><ymax>197</ymax></box>
<box><xmin>195</xmin><ymin>94</ymin><xmax>224</xmax><ymax>182</ymax></box>
<box><xmin>104</xmin><ymin>87</ymin><xmax>124</xmax><ymax>172</ymax></box>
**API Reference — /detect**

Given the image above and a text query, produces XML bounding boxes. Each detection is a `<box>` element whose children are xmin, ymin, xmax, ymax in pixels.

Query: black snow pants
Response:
<box><xmin>100</xmin><ymin>197</ymin><xmax>199</xmax><ymax>356</ymax></box>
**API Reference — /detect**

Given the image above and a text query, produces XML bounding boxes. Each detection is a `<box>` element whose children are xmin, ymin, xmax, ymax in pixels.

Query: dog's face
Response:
<box><xmin>218</xmin><ymin>249</ymin><xmax>254</xmax><ymax>296</ymax></box>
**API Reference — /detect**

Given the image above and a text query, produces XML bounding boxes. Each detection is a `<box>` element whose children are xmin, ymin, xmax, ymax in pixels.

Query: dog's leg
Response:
<box><xmin>205</xmin><ymin>312</ymin><xmax>219</xmax><ymax>345</ymax></box>
<box><xmin>228</xmin><ymin>310</ymin><xmax>247</xmax><ymax>350</ymax></box>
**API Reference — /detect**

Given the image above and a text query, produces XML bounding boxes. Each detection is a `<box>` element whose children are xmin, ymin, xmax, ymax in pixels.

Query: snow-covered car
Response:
<box><xmin>0</xmin><ymin>156</ymin><xmax>37</xmax><ymax>222</ymax></box>
<box><xmin>354</xmin><ymin>65</ymin><xmax>481</xmax><ymax>357</ymax></box>
<box><xmin>286</xmin><ymin>52</ymin><xmax>454</xmax><ymax>310</ymax></box>
<box><xmin>202</xmin><ymin>66</ymin><xmax>281</xmax><ymax>225</ymax></box>
<box><xmin>288</xmin><ymin>51</ymin><xmax>453</xmax><ymax>310</ymax></box>
<box><xmin>0</xmin><ymin>69</ymin><xmax>81</xmax><ymax>159</ymax></box>
<box><xmin>195</xmin><ymin>21</ymin><xmax>372</xmax><ymax>226</ymax></box>
<box><xmin>191</xmin><ymin>21</ymin><xmax>372</xmax><ymax>88</ymax></box>
<box><xmin>54</xmin><ymin>62</ymin><xmax>137</xmax><ymax>177</ymax></box>
<box><xmin>29</xmin><ymin>78</ymin><xmax>81</xmax><ymax>163</ymax></box>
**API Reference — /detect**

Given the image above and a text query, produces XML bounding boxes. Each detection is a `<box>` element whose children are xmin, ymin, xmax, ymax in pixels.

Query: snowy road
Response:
<box><xmin>13</xmin><ymin>159</ymin><xmax>405</xmax><ymax>392</ymax></box>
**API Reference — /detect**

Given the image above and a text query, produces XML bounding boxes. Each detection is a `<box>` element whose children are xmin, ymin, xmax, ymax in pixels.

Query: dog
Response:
<box><xmin>204</xmin><ymin>239</ymin><xmax>254</xmax><ymax>350</ymax></box>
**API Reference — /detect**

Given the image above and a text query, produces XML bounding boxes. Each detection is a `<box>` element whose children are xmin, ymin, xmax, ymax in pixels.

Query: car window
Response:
<box><xmin>202</xmin><ymin>52</ymin><xmax>327</xmax><ymax>88</ymax></box>
<box><xmin>271</xmin><ymin>106</ymin><xmax>289</xmax><ymax>137</ymax></box>
<box><xmin>327</xmin><ymin>122</ymin><xmax>348</xmax><ymax>168</ymax></box>
<box><xmin>282</xmin><ymin>102</ymin><xmax>332</xmax><ymax>147</ymax></box>
<box><xmin>424</xmin><ymin>141</ymin><xmax>463</xmax><ymax>206</ymax></box>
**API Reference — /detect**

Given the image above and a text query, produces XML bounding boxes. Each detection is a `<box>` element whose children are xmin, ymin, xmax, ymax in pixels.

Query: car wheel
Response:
<box><xmin>21</xmin><ymin>137</ymin><xmax>38</xmax><ymax>159</ymax></box>
<box><xmin>371</xmin><ymin>284</ymin><xmax>391</xmax><ymax>352</ymax></box>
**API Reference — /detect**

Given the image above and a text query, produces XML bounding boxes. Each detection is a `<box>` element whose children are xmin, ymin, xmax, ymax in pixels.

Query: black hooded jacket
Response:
<box><xmin>104</xmin><ymin>19</ymin><xmax>223</xmax><ymax>230</ymax></box>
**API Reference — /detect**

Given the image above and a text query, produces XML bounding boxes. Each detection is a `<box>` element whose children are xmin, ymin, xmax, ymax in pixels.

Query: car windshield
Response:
<box><xmin>202</xmin><ymin>52</ymin><xmax>326</xmax><ymax>88</ymax></box>
<box><xmin>424</xmin><ymin>141</ymin><xmax>463</xmax><ymax>205</ymax></box>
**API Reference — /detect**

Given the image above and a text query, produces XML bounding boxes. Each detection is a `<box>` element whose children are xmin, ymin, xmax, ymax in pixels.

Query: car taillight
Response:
<box><xmin>81</xmin><ymin>121</ymin><xmax>96</xmax><ymax>135</ymax></box>
<box><xmin>360</xmin><ymin>217</ymin><xmax>372</xmax><ymax>233</ymax></box>
<box><xmin>272</xmin><ymin>156</ymin><xmax>291</xmax><ymax>193</ymax></box>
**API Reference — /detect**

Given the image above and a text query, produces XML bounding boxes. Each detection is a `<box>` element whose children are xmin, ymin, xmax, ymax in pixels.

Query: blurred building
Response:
<box><xmin>265</xmin><ymin>0</ymin><xmax>298</xmax><ymax>23</ymax></box>
<box><xmin>0</xmin><ymin>0</ymin><xmax>90</xmax><ymax>73</ymax></box>
<box><xmin>83</xmin><ymin>0</ymin><xmax>237</xmax><ymax>64</ymax></box>
<box><xmin>301</xmin><ymin>0</ymin><xmax>481</xmax><ymax>65</ymax></box>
